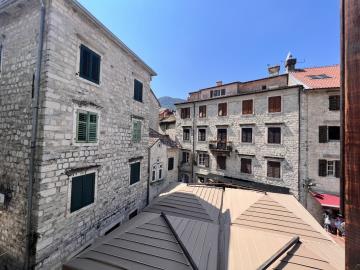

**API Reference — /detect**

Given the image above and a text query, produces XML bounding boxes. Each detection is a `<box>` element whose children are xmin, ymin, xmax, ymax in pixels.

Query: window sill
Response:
<box><xmin>72</xmin><ymin>141</ymin><xmax>99</xmax><ymax>147</ymax></box>
<box><xmin>150</xmin><ymin>179</ymin><xmax>165</xmax><ymax>185</ymax></box>
<box><xmin>76</xmin><ymin>74</ymin><xmax>101</xmax><ymax>88</ymax></box>
<box><xmin>67</xmin><ymin>201</ymin><xmax>95</xmax><ymax>218</ymax></box>
<box><xmin>267</xmin><ymin>177</ymin><xmax>282</xmax><ymax>181</ymax></box>
<box><xmin>133</xmin><ymin>99</ymin><xmax>143</xmax><ymax>103</ymax></box>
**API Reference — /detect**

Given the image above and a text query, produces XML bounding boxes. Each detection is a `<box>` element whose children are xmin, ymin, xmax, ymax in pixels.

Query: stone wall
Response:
<box><xmin>0</xmin><ymin>1</ymin><xmax>43</xmax><ymax>268</ymax></box>
<box><xmin>176</xmin><ymin>86</ymin><xmax>301</xmax><ymax>197</ymax></box>
<box><xmin>148</xmin><ymin>90</ymin><xmax>160</xmax><ymax>131</ymax></box>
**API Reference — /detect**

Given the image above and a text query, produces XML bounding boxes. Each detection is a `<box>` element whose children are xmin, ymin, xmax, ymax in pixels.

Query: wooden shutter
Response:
<box><xmin>82</xmin><ymin>173</ymin><xmax>95</xmax><ymax>206</ymax></box>
<box><xmin>79</xmin><ymin>45</ymin><xmax>90</xmax><ymax>79</ymax></box>
<box><xmin>319</xmin><ymin>126</ymin><xmax>328</xmax><ymax>143</ymax></box>
<box><xmin>91</xmin><ymin>52</ymin><xmax>100</xmax><ymax>84</ymax></box>
<box><xmin>218</xmin><ymin>103</ymin><xmax>227</xmax><ymax>116</ymax></box>
<box><xmin>329</xmin><ymin>95</ymin><xmax>340</xmax><ymax>111</ymax></box>
<box><xmin>77</xmin><ymin>112</ymin><xmax>88</xmax><ymax>142</ymax></box>
<box><xmin>268</xmin><ymin>161</ymin><xmax>280</xmax><ymax>178</ymax></box>
<box><xmin>70</xmin><ymin>175</ymin><xmax>83</xmax><ymax>212</ymax></box>
<box><xmin>335</xmin><ymin>160</ymin><xmax>340</xmax><ymax>178</ymax></box>
<box><xmin>130</xmin><ymin>162</ymin><xmax>140</xmax><ymax>185</ymax></box>
<box><xmin>319</xmin><ymin>159</ymin><xmax>327</xmax><ymax>176</ymax></box>
<box><xmin>242</xmin><ymin>100</ymin><xmax>253</xmax><ymax>114</ymax></box>
<box><xmin>88</xmin><ymin>113</ymin><xmax>98</xmax><ymax>142</ymax></box>
<box><xmin>132</xmin><ymin>121</ymin><xmax>141</xmax><ymax>143</ymax></box>
<box><xmin>269</xmin><ymin>96</ymin><xmax>281</xmax><ymax>113</ymax></box>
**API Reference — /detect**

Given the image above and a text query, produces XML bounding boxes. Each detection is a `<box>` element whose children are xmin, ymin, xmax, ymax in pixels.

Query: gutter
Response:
<box><xmin>192</xmin><ymin>102</ymin><xmax>195</xmax><ymax>182</ymax></box>
<box><xmin>146</xmin><ymin>146</ymin><xmax>150</xmax><ymax>206</ymax></box>
<box><xmin>24</xmin><ymin>1</ymin><xmax>46</xmax><ymax>269</ymax></box>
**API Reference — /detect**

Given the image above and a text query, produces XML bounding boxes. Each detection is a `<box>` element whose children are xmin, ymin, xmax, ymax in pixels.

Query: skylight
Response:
<box><xmin>307</xmin><ymin>74</ymin><xmax>332</xmax><ymax>79</ymax></box>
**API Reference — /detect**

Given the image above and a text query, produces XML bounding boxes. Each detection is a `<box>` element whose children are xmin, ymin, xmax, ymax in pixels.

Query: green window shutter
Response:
<box><xmin>319</xmin><ymin>159</ymin><xmax>327</xmax><ymax>176</ymax></box>
<box><xmin>132</xmin><ymin>121</ymin><xmax>141</xmax><ymax>143</ymax></box>
<box><xmin>88</xmin><ymin>113</ymin><xmax>98</xmax><ymax>142</ymax></box>
<box><xmin>77</xmin><ymin>112</ymin><xmax>88</xmax><ymax>142</ymax></box>
<box><xmin>91</xmin><ymin>53</ymin><xmax>100</xmax><ymax>84</ymax></box>
<box><xmin>130</xmin><ymin>162</ymin><xmax>140</xmax><ymax>185</ymax></box>
<box><xmin>70</xmin><ymin>175</ymin><xmax>83</xmax><ymax>213</ymax></box>
<box><xmin>319</xmin><ymin>126</ymin><xmax>328</xmax><ymax>143</ymax></box>
<box><xmin>82</xmin><ymin>173</ymin><xmax>95</xmax><ymax>206</ymax></box>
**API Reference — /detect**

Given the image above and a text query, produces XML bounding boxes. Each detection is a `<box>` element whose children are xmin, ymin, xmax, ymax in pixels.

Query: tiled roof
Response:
<box><xmin>149</xmin><ymin>128</ymin><xmax>179</xmax><ymax>148</ymax></box>
<box><xmin>290</xmin><ymin>64</ymin><xmax>340</xmax><ymax>89</ymax></box>
<box><xmin>64</xmin><ymin>184</ymin><xmax>344</xmax><ymax>270</ymax></box>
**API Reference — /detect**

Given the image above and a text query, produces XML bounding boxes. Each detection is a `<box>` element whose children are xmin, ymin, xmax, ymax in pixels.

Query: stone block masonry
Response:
<box><xmin>0</xmin><ymin>0</ymin><xmax>157</xmax><ymax>269</ymax></box>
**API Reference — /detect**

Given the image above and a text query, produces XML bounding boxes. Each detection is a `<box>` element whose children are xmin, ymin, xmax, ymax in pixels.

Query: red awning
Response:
<box><xmin>312</xmin><ymin>192</ymin><xmax>340</xmax><ymax>208</ymax></box>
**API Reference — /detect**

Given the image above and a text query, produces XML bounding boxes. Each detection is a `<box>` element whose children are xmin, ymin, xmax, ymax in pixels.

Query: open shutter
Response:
<box><xmin>319</xmin><ymin>159</ymin><xmax>327</xmax><ymax>176</ymax></box>
<box><xmin>319</xmin><ymin>126</ymin><xmax>328</xmax><ymax>143</ymax></box>
<box><xmin>82</xmin><ymin>173</ymin><xmax>95</xmax><ymax>206</ymax></box>
<box><xmin>210</xmin><ymin>90</ymin><xmax>213</xmax><ymax>98</ymax></box>
<box><xmin>77</xmin><ymin>112</ymin><xmax>88</xmax><ymax>142</ymax></box>
<box><xmin>335</xmin><ymin>160</ymin><xmax>340</xmax><ymax>178</ymax></box>
<box><xmin>130</xmin><ymin>162</ymin><xmax>140</xmax><ymax>184</ymax></box>
<box><xmin>79</xmin><ymin>45</ymin><xmax>90</xmax><ymax>79</ymax></box>
<box><xmin>91</xmin><ymin>53</ymin><xmax>100</xmax><ymax>84</ymax></box>
<box><xmin>88</xmin><ymin>113</ymin><xmax>98</xmax><ymax>142</ymax></box>
<box><xmin>70</xmin><ymin>175</ymin><xmax>83</xmax><ymax>212</ymax></box>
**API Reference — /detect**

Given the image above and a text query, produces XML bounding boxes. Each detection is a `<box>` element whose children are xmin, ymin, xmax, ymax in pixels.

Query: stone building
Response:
<box><xmin>0</xmin><ymin>0</ymin><xmax>157</xmax><ymax>269</ymax></box>
<box><xmin>175</xmin><ymin>57</ymin><xmax>340</xmax><ymax>209</ymax></box>
<box><xmin>148</xmin><ymin>128</ymin><xmax>180</xmax><ymax>201</ymax></box>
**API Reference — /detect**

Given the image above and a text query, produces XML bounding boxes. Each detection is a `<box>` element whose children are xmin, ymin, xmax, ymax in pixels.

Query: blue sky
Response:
<box><xmin>78</xmin><ymin>0</ymin><xmax>340</xmax><ymax>99</ymax></box>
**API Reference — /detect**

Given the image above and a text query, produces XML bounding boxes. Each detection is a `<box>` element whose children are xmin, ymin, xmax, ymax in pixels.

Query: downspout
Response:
<box><xmin>192</xmin><ymin>102</ymin><xmax>195</xmax><ymax>182</ymax></box>
<box><xmin>340</xmin><ymin>0</ymin><xmax>345</xmax><ymax>217</ymax></box>
<box><xmin>146</xmin><ymin>146</ymin><xmax>150</xmax><ymax>205</ymax></box>
<box><xmin>298</xmin><ymin>87</ymin><xmax>302</xmax><ymax>205</ymax></box>
<box><xmin>24</xmin><ymin>1</ymin><xmax>46</xmax><ymax>269</ymax></box>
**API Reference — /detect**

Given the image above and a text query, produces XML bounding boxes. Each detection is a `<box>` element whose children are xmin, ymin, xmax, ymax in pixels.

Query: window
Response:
<box><xmin>181</xmin><ymin>107</ymin><xmax>191</xmax><ymax>119</ymax></box>
<box><xmin>319</xmin><ymin>159</ymin><xmax>340</xmax><ymax>178</ymax></box>
<box><xmin>241</xmin><ymin>158</ymin><xmax>252</xmax><ymax>174</ymax></box>
<box><xmin>76</xmin><ymin>111</ymin><xmax>98</xmax><ymax>143</ymax></box>
<box><xmin>217</xmin><ymin>156</ymin><xmax>226</xmax><ymax>170</ymax></box>
<box><xmin>182</xmin><ymin>151</ymin><xmax>190</xmax><ymax>164</ymax></box>
<box><xmin>79</xmin><ymin>44</ymin><xmax>101</xmax><ymax>84</ymax></box>
<box><xmin>198</xmin><ymin>129</ymin><xmax>206</xmax><ymax>141</ymax></box>
<box><xmin>158</xmin><ymin>164</ymin><xmax>163</xmax><ymax>180</ymax></box>
<box><xmin>267</xmin><ymin>161</ymin><xmax>281</xmax><ymax>179</ymax></box>
<box><xmin>210</xmin><ymin>89</ymin><xmax>226</xmax><ymax>98</ymax></box>
<box><xmin>241</xmin><ymin>128</ymin><xmax>253</xmax><ymax>143</ymax></box>
<box><xmin>319</xmin><ymin>126</ymin><xmax>340</xmax><ymax>142</ymax></box>
<box><xmin>242</xmin><ymin>99</ymin><xmax>253</xmax><ymax>115</ymax></box>
<box><xmin>268</xmin><ymin>96</ymin><xmax>281</xmax><ymax>113</ymax></box>
<box><xmin>70</xmin><ymin>172</ymin><xmax>95</xmax><ymax>213</ymax></box>
<box><xmin>198</xmin><ymin>153</ymin><xmax>209</xmax><ymax>167</ymax></box>
<box><xmin>168</xmin><ymin>157</ymin><xmax>174</xmax><ymax>170</ymax></box>
<box><xmin>0</xmin><ymin>44</ymin><xmax>2</xmax><ymax>73</ymax></box>
<box><xmin>130</xmin><ymin>162</ymin><xmax>141</xmax><ymax>185</ymax></box>
<box><xmin>183</xmin><ymin>128</ymin><xmax>190</xmax><ymax>141</ymax></box>
<box><xmin>199</xmin><ymin>105</ymin><xmax>207</xmax><ymax>118</ymax></box>
<box><xmin>152</xmin><ymin>165</ymin><xmax>156</xmax><ymax>181</ymax></box>
<box><xmin>134</xmin><ymin>79</ymin><xmax>143</xmax><ymax>102</ymax></box>
<box><xmin>218</xmin><ymin>103</ymin><xmax>227</xmax><ymax>116</ymax></box>
<box><xmin>329</xmin><ymin>95</ymin><xmax>340</xmax><ymax>111</ymax></box>
<box><xmin>129</xmin><ymin>209</ymin><xmax>138</xmax><ymax>220</ymax></box>
<box><xmin>307</xmin><ymin>74</ymin><xmax>332</xmax><ymax>79</ymax></box>
<box><xmin>268</xmin><ymin>127</ymin><xmax>281</xmax><ymax>144</ymax></box>
<box><xmin>262</xmin><ymin>85</ymin><xmax>267</xmax><ymax>90</ymax></box>
<box><xmin>328</xmin><ymin>126</ymin><xmax>340</xmax><ymax>141</ymax></box>
<box><xmin>132</xmin><ymin>120</ymin><xmax>142</xmax><ymax>143</ymax></box>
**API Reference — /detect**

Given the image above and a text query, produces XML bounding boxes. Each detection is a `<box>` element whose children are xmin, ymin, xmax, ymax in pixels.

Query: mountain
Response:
<box><xmin>158</xmin><ymin>96</ymin><xmax>186</xmax><ymax>110</ymax></box>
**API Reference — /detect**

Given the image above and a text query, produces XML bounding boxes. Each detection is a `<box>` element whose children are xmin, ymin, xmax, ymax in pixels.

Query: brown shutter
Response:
<box><xmin>335</xmin><ymin>160</ymin><xmax>340</xmax><ymax>178</ymax></box>
<box><xmin>269</xmin><ymin>96</ymin><xmax>281</xmax><ymax>112</ymax></box>
<box><xmin>319</xmin><ymin>159</ymin><xmax>327</xmax><ymax>176</ymax></box>
<box><xmin>242</xmin><ymin>100</ymin><xmax>253</xmax><ymax>114</ymax></box>
<box><xmin>223</xmin><ymin>103</ymin><xmax>227</xmax><ymax>116</ymax></box>
<box><xmin>319</xmin><ymin>126</ymin><xmax>328</xmax><ymax>143</ymax></box>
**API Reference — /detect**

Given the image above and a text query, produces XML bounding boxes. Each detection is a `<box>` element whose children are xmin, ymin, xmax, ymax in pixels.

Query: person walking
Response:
<box><xmin>324</xmin><ymin>213</ymin><xmax>331</xmax><ymax>232</ymax></box>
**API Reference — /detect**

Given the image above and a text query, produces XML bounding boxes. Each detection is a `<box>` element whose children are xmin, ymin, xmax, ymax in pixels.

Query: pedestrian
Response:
<box><xmin>324</xmin><ymin>213</ymin><xmax>331</xmax><ymax>232</ymax></box>
<box><xmin>335</xmin><ymin>217</ymin><xmax>341</xmax><ymax>236</ymax></box>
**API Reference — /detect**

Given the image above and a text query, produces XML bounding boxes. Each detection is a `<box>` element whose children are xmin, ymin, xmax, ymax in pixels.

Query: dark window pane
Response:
<box><xmin>70</xmin><ymin>175</ymin><xmax>83</xmax><ymax>212</ymax></box>
<box><xmin>241</xmin><ymin>158</ymin><xmax>252</xmax><ymax>174</ymax></box>
<box><xmin>319</xmin><ymin>126</ymin><xmax>328</xmax><ymax>143</ymax></box>
<box><xmin>82</xmin><ymin>173</ymin><xmax>95</xmax><ymax>206</ymax></box>
<box><xmin>268</xmin><ymin>127</ymin><xmax>281</xmax><ymax>144</ymax></box>
<box><xmin>183</xmin><ymin>128</ymin><xmax>190</xmax><ymax>141</ymax></box>
<box><xmin>130</xmin><ymin>162</ymin><xmax>141</xmax><ymax>185</ymax></box>
<box><xmin>134</xmin><ymin>79</ymin><xmax>143</xmax><ymax>102</ymax></box>
<box><xmin>328</xmin><ymin>126</ymin><xmax>340</xmax><ymax>141</ymax></box>
<box><xmin>329</xmin><ymin>95</ymin><xmax>340</xmax><ymax>111</ymax></box>
<box><xmin>267</xmin><ymin>161</ymin><xmax>281</xmax><ymax>178</ymax></box>
<box><xmin>79</xmin><ymin>45</ymin><xmax>100</xmax><ymax>84</ymax></box>
<box><xmin>198</xmin><ymin>129</ymin><xmax>206</xmax><ymax>141</ymax></box>
<box><xmin>199</xmin><ymin>105</ymin><xmax>207</xmax><ymax>118</ymax></box>
<box><xmin>217</xmin><ymin>156</ymin><xmax>226</xmax><ymax>170</ymax></box>
<box><xmin>129</xmin><ymin>210</ymin><xmax>138</xmax><ymax>220</ymax></box>
<box><xmin>168</xmin><ymin>157</ymin><xmax>174</xmax><ymax>170</ymax></box>
<box><xmin>242</xmin><ymin>128</ymin><xmax>252</xmax><ymax>143</ymax></box>
<box><xmin>319</xmin><ymin>159</ymin><xmax>327</xmax><ymax>176</ymax></box>
<box><xmin>335</xmin><ymin>160</ymin><xmax>340</xmax><ymax>178</ymax></box>
<box><xmin>181</xmin><ymin>107</ymin><xmax>190</xmax><ymax>119</ymax></box>
<box><xmin>218</xmin><ymin>103</ymin><xmax>227</xmax><ymax>116</ymax></box>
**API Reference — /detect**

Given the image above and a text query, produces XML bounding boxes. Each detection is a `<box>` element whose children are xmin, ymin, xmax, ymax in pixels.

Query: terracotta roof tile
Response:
<box><xmin>290</xmin><ymin>64</ymin><xmax>340</xmax><ymax>89</ymax></box>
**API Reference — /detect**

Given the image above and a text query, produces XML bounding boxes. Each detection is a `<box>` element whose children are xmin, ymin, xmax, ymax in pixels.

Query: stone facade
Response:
<box><xmin>0</xmin><ymin>0</ymin><xmax>156</xmax><ymax>269</ymax></box>
<box><xmin>176</xmin><ymin>86</ymin><xmax>301</xmax><ymax>197</ymax></box>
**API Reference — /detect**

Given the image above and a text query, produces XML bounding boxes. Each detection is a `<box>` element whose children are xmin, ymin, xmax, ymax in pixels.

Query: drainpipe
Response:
<box><xmin>24</xmin><ymin>1</ymin><xmax>46</xmax><ymax>269</ymax></box>
<box><xmin>191</xmin><ymin>102</ymin><xmax>195</xmax><ymax>182</ymax></box>
<box><xmin>146</xmin><ymin>146</ymin><xmax>150</xmax><ymax>205</ymax></box>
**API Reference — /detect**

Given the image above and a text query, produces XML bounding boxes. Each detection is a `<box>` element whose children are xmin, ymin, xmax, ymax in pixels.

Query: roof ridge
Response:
<box><xmin>291</xmin><ymin>64</ymin><xmax>339</xmax><ymax>72</ymax></box>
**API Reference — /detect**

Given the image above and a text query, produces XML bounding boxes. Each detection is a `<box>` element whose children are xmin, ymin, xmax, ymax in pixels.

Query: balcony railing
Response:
<box><xmin>209</xmin><ymin>140</ymin><xmax>233</xmax><ymax>152</ymax></box>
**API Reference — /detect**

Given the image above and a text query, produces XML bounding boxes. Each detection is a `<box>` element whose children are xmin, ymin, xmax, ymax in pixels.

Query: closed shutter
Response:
<box><xmin>223</xmin><ymin>103</ymin><xmax>227</xmax><ymax>116</ymax></box>
<box><xmin>242</xmin><ymin>100</ymin><xmax>253</xmax><ymax>114</ymax></box>
<box><xmin>329</xmin><ymin>95</ymin><xmax>340</xmax><ymax>111</ymax></box>
<box><xmin>79</xmin><ymin>45</ymin><xmax>90</xmax><ymax>79</ymax></box>
<box><xmin>70</xmin><ymin>175</ymin><xmax>83</xmax><ymax>212</ymax></box>
<box><xmin>134</xmin><ymin>79</ymin><xmax>143</xmax><ymax>102</ymax></box>
<box><xmin>319</xmin><ymin>126</ymin><xmax>328</xmax><ymax>143</ymax></box>
<box><xmin>130</xmin><ymin>162</ymin><xmax>140</xmax><ymax>185</ymax></box>
<box><xmin>132</xmin><ymin>121</ymin><xmax>141</xmax><ymax>143</ymax></box>
<box><xmin>88</xmin><ymin>113</ymin><xmax>98</xmax><ymax>142</ymax></box>
<box><xmin>269</xmin><ymin>96</ymin><xmax>281</xmax><ymax>113</ymax></box>
<box><xmin>77</xmin><ymin>112</ymin><xmax>88</xmax><ymax>142</ymax></box>
<box><xmin>319</xmin><ymin>159</ymin><xmax>327</xmax><ymax>176</ymax></box>
<box><xmin>335</xmin><ymin>160</ymin><xmax>340</xmax><ymax>178</ymax></box>
<box><xmin>91</xmin><ymin>53</ymin><xmax>100</xmax><ymax>84</ymax></box>
<box><xmin>82</xmin><ymin>173</ymin><xmax>95</xmax><ymax>206</ymax></box>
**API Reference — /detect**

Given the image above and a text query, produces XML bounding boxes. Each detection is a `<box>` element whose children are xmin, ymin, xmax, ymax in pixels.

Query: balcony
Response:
<box><xmin>209</xmin><ymin>140</ymin><xmax>233</xmax><ymax>153</ymax></box>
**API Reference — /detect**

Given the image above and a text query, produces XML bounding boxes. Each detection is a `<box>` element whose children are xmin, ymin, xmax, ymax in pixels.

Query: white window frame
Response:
<box><xmin>66</xmin><ymin>169</ymin><xmax>98</xmax><ymax>217</ymax></box>
<box><xmin>198</xmin><ymin>128</ymin><xmax>206</xmax><ymax>142</ymax></box>
<box><xmin>152</xmin><ymin>165</ymin><xmax>157</xmax><ymax>181</ymax></box>
<box><xmin>158</xmin><ymin>164</ymin><xmax>163</xmax><ymax>180</ymax></box>
<box><xmin>72</xmin><ymin>104</ymin><xmax>101</xmax><ymax>146</ymax></box>
<box><xmin>129</xmin><ymin>161</ymin><xmax>141</xmax><ymax>186</ymax></box>
<box><xmin>182</xmin><ymin>151</ymin><xmax>190</xmax><ymax>164</ymax></box>
<box><xmin>241</xmin><ymin>126</ymin><xmax>254</xmax><ymax>144</ymax></box>
<box><xmin>327</xmin><ymin>160</ymin><xmax>335</xmax><ymax>176</ymax></box>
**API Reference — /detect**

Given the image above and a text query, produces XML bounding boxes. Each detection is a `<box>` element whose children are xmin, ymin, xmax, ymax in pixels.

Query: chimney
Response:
<box><xmin>268</xmin><ymin>65</ymin><xmax>280</xmax><ymax>77</ymax></box>
<box><xmin>285</xmin><ymin>52</ymin><xmax>297</xmax><ymax>72</ymax></box>
<box><xmin>216</xmin><ymin>81</ymin><xmax>223</xmax><ymax>86</ymax></box>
